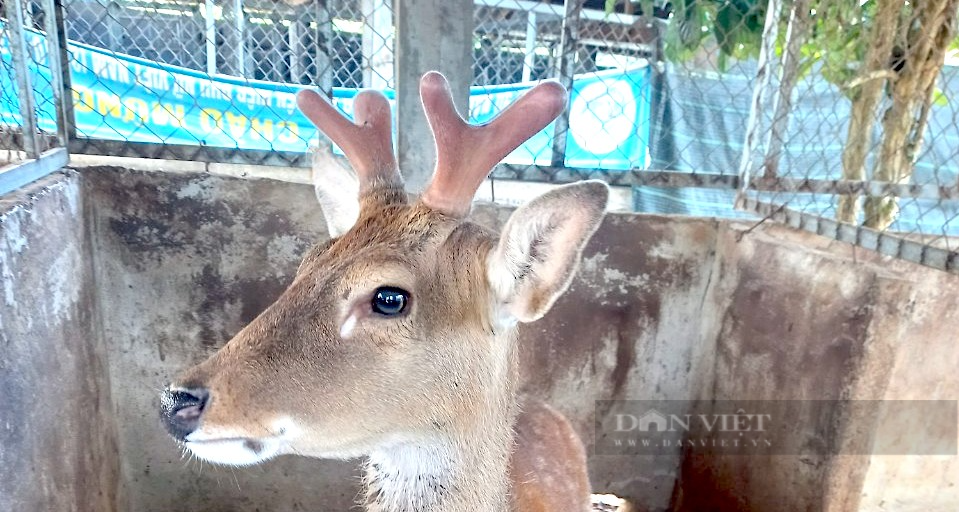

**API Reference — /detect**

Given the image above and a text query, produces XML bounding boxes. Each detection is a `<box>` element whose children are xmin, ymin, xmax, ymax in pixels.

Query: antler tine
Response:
<box><xmin>419</xmin><ymin>71</ymin><xmax>567</xmax><ymax>218</ymax></box>
<box><xmin>296</xmin><ymin>89</ymin><xmax>401</xmax><ymax>194</ymax></box>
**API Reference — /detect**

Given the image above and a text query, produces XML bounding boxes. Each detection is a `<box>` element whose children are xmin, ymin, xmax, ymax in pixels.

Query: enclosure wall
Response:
<box><xmin>81</xmin><ymin>167</ymin><xmax>361</xmax><ymax>511</ymax></box>
<box><xmin>3</xmin><ymin>167</ymin><xmax>957</xmax><ymax>511</ymax></box>
<box><xmin>0</xmin><ymin>171</ymin><xmax>119</xmax><ymax>512</ymax></box>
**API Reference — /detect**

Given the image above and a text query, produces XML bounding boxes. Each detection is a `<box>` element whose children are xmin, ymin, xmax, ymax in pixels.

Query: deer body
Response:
<box><xmin>511</xmin><ymin>402</ymin><xmax>592</xmax><ymax>512</ymax></box>
<box><xmin>160</xmin><ymin>72</ymin><xmax>606</xmax><ymax>511</ymax></box>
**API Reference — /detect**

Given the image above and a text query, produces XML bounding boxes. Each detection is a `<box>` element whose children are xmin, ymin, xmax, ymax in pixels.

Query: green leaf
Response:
<box><xmin>933</xmin><ymin>88</ymin><xmax>948</xmax><ymax>107</ymax></box>
<box><xmin>680</xmin><ymin>2</ymin><xmax>706</xmax><ymax>46</ymax></box>
<box><xmin>797</xmin><ymin>58</ymin><xmax>816</xmax><ymax>79</ymax></box>
<box><xmin>713</xmin><ymin>2</ymin><xmax>741</xmax><ymax>57</ymax></box>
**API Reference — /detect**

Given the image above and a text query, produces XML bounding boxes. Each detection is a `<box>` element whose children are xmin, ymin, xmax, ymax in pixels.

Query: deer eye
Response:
<box><xmin>372</xmin><ymin>287</ymin><xmax>409</xmax><ymax>316</ymax></box>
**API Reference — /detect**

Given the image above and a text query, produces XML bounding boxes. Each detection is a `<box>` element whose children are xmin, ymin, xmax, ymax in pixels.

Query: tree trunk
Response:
<box><xmin>863</xmin><ymin>0</ymin><xmax>959</xmax><ymax>230</ymax></box>
<box><xmin>837</xmin><ymin>0</ymin><xmax>903</xmax><ymax>224</ymax></box>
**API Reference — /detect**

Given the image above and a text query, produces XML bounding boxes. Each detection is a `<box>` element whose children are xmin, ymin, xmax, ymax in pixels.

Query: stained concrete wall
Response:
<box><xmin>81</xmin><ymin>167</ymin><xmax>361</xmax><ymax>512</ymax></box>
<box><xmin>471</xmin><ymin>206</ymin><xmax>722</xmax><ymax>509</ymax></box>
<box><xmin>671</xmin><ymin>225</ymin><xmax>959</xmax><ymax>512</ymax></box>
<box><xmin>480</xmin><ymin>206</ymin><xmax>959</xmax><ymax>511</ymax></box>
<box><xmin>3</xmin><ymin>166</ymin><xmax>958</xmax><ymax>512</ymax></box>
<box><xmin>0</xmin><ymin>171</ymin><xmax>119</xmax><ymax>512</ymax></box>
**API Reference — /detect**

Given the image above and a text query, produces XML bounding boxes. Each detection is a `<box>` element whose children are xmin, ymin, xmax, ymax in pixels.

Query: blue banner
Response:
<box><xmin>1</xmin><ymin>21</ymin><xmax>649</xmax><ymax>169</ymax></box>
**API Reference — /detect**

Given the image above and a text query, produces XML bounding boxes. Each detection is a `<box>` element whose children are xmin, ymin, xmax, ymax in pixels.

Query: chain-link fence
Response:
<box><xmin>473</xmin><ymin>1</ymin><xmax>656</xmax><ymax>174</ymax></box>
<box><xmin>0</xmin><ymin>0</ymin><xmax>65</xmax><ymax>167</ymax></box>
<box><xmin>63</xmin><ymin>0</ymin><xmax>394</xmax><ymax>88</ymax></box>
<box><xmin>732</xmin><ymin>0</ymin><xmax>959</xmax><ymax>271</ymax></box>
<box><xmin>2</xmin><ymin>0</ymin><xmax>958</xmax><ymax>272</ymax></box>
<box><xmin>55</xmin><ymin>0</ymin><xmax>396</xmax><ymax>164</ymax></box>
<box><xmin>503</xmin><ymin>0</ymin><xmax>958</xmax><ymax>272</ymax></box>
<box><xmin>1</xmin><ymin>0</ymin><xmax>69</xmax><ymax>190</ymax></box>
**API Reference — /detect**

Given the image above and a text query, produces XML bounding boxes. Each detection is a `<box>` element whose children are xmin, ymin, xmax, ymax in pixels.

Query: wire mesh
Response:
<box><xmin>4</xmin><ymin>0</ymin><xmax>958</xmax><ymax>270</ymax></box>
<box><xmin>474</xmin><ymin>0</ymin><xmax>958</xmax><ymax>271</ymax></box>
<box><xmin>2</xmin><ymin>0</ymin><xmax>64</xmax><ymax>164</ymax></box>
<box><xmin>735</xmin><ymin>0</ymin><xmax>959</xmax><ymax>270</ymax></box>
<box><xmin>469</xmin><ymin>0</ymin><xmax>770</xmax><ymax>216</ymax></box>
<box><xmin>60</xmin><ymin>0</ymin><xmax>394</xmax><ymax>162</ymax></box>
<box><xmin>36</xmin><ymin>0</ymin><xmax>774</xmax><ymax>184</ymax></box>
<box><xmin>1</xmin><ymin>7</ymin><xmax>24</xmax><ymax>165</ymax></box>
<box><xmin>471</xmin><ymin>1</ymin><xmax>657</xmax><ymax>173</ymax></box>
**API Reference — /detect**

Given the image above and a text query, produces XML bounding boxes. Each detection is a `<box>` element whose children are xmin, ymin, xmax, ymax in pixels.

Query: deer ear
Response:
<box><xmin>487</xmin><ymin>181</ymin><xmax>609</xmax><ymax>323</ymax></box>
<box><xmin>312</xmin><ymin>145</ymin><xmax>360</xmax><ymax>237</ymax></box>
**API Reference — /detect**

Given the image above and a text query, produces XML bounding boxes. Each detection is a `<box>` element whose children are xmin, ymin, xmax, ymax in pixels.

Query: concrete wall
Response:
<box><xmin>3</xmin><ymin>166</ymin><xmax>957</xmax><ymax>511</ymax></box>
<box><xmin>671</xmin><ymin>225</ymin><xmax>959</xmax><ymax>512</ymax></box>
<box><xmin>481</xmin><ymin>205</ymin><xmax>959</xmax><ymax>511</ymax></box>
<box><xmin>81</xmin><ymin>167</ymin><xmax>361</xmax><ymax>512</ymax></box>
<box><xmin>0</xmin><ymin>171</ymin><xmax>119</xmax><ymax>512</ymax></box>
<box><xmin>471</xmin><ymin>206</ymin><xmax>722</xmax><ymax>509</ymax></box>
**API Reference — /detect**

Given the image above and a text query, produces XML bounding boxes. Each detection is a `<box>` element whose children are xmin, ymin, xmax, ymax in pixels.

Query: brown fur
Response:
<box><xmin>510</xmin><ymin>402</ymin><xmax>592</xmax><ymax>512</ymax></box>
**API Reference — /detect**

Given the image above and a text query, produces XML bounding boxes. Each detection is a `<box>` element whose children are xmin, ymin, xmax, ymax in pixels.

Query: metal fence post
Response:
<box><xmin>550</xmin><ymin>0</ymin><xmax>582</xmax><ymax>168</ymax></box>
<box><xmin>4</xmin><ymin>0</ymin><xmax>40</xmax><ymax>158</ymax></box>
<box><xmin>395</xmin><ymin>0</ymin><xmax>473</xmax><ymax>191</ymax></box>
<box><xmin>522</xmin><ymin>10</ymin><xmax>537</xmax><ymax>83</ymax></box>
<box><xmin>50</xmin><ymin>0</ymin><xmax>76</xmax><ymax>147</ymax></box>
<box><xmin>106</xmin><ymin>1</ymin><xmax>122</xmax><ymax>51</ymax></box>
<box><xmin>308</xmin><ymin>0</ymin><xmax>334</xmax><ymax>155</ymax></box>
<box><xmin>361</xmin><ymin>0</ymin><xmax>393</xmax><ymax>89</ymax></box>
<box><xmin>233</xmin><ymin>0</ymin><xmax>247</xmax><ymax>76</ymax></box>
<box><xmin>288</xmin><ymin>10</ymin><xmax>303</xmax><ymax>83</ymax></box>
<box><xmin>313</xmin><ymin>0</ymin><xmax>333</xmax><ymax>98</ymax></box>
<box><xmin>41</xmin><ymin>0</ymin><xmax>71</xmax><ymax>148</ymax></box>
<box><xmin>205</xmin><ymin>0</ymin><xmax>217</xmax><ymax>75</ymax></box>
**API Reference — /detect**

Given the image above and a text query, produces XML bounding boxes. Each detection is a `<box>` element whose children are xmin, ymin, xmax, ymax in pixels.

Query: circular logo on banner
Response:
<box><xmin>569</xmin><ymin>80</ymin><xmax>637</xmax><ymax>155</ymax></box>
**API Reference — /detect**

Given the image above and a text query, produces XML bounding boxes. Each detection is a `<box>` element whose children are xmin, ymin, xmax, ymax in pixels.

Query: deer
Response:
<box><xmin>159</xmin><ymin>71</ymin><xmax>609</xmax><ymax>512</ymax></box>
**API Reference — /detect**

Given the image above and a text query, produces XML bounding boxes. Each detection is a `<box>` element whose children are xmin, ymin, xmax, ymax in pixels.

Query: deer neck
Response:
<box><xmin>362</xmin><ymin>330</ymin><xmax>519</xmax><ymax>512</ymax></box>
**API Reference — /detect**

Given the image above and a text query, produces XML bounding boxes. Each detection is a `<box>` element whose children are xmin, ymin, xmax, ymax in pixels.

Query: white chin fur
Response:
<box><xmin>185</xmin><ymin>437</ymin><xmax>282</xmax><ymax>467</ymax></box>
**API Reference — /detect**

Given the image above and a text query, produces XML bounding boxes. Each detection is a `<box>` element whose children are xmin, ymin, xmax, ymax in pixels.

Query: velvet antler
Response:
<box><xmin>419</xmin><ymin>71</ymin><xmax>567</xmax><ymax>218</ymax></box>
<box><xmin>296</xmin><ymin>89</ymin><xmax>401</xmax><ymax>195</ymax></box>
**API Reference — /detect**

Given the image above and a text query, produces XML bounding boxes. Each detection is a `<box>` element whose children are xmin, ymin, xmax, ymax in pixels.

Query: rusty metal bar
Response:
<box><xmin>739</xmin><ymin>195</ymin><xmax>959</xmax><ymax>275</ymax></box>
<box><xmin>490</xmin><ymin>166</ymin><xmax>959</xmax><ymax>201</ymax></box>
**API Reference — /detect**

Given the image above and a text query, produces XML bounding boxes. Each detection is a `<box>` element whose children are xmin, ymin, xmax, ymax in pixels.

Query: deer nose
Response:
<box><xmin>160</xmin><ymin>387</ymin><xmax>209</xmax><ymax>441</ymax></box>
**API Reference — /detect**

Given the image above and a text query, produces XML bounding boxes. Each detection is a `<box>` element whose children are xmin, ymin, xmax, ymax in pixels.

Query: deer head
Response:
<box><xmin>159</xmin><ymin>73</ymin><xmax>608</xmax><ymax>480</ymax></box>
